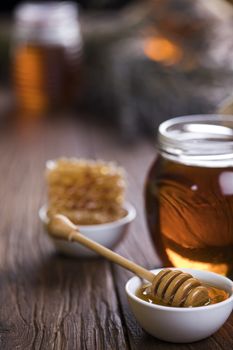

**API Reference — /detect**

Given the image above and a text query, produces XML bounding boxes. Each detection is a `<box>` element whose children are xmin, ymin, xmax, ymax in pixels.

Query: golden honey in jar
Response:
<box><xmin>145</xmin><ymin>115</ymin><xmax>233</xmax><ymax>277</ymax></box>
<box><xmin>12</xmin><ymin>2</ymin><xmax>82</xmax><ymax>114</ymax></box>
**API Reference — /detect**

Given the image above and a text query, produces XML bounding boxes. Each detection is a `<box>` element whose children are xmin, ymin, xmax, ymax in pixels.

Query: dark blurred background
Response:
<box><xmin>0</xmin><ymin>0</ymin><xmax>132</xmax><ymax>11</ymax></box>
<box><xmin>0</xmin><ymin>0</ymin><xmax>233</xmax><ymax>141</ymax></box>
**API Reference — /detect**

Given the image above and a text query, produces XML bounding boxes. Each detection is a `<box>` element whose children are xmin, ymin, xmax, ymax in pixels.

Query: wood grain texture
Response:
<box><xmin>0</xmin><ymin>118</ymin><xmax>128</xmax><ymax>350</ymax></box>
<box><xmin>0</xmin><ymin>116</ymin><xmax>232</xmax><ymax>350</ymax></box>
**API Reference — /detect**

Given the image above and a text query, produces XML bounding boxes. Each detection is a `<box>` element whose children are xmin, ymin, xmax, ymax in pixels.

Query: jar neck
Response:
<box><xmin>158</xmin><ymin>115</ymin><xmax>233</xmax><ymax>167</ymax></box>
<box><xmin>14</xmin><ymin>2</ymin><xmax>81</xmax><ymax>45</ymax></box>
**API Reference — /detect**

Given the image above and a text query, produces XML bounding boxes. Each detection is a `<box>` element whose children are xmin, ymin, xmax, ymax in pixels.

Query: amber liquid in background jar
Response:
<box><xmin>145</xmin><ymin>116</ymin><xmax>233</xmax><ymax>278</ymax></box>
<box><xmin>12</xmin><ymin>2</ymin><xmax>82</xmax><ymax>115</ymax></box>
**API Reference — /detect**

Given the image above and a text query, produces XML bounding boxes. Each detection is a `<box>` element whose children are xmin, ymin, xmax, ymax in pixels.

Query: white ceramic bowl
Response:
<box><xmin>39</xmin><ymin>202</ymin><xmax>136</xmax><ymax>257</ymax></box>
<box><xmin>126</xmin><ymin>268</ymin><xmax>233</xmax><ymax>343</ymax></box>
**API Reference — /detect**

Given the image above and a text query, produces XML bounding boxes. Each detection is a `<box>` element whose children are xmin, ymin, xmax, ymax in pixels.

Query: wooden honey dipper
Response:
<box><xmin>48</xmin><ymin>214</ymin><xmax>210</xmax><ymax>307</ymax></box>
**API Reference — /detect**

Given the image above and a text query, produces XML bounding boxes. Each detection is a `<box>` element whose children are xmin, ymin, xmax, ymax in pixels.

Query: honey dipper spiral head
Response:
<box><xmin>152</xmin><ymin>269</ymin><xmax>210</xmax><ymax>307</ymax></box>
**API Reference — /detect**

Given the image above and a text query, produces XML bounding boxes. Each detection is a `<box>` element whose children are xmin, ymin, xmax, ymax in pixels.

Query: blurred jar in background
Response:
<box><xmin>12</xmin><ymin>2</ymin><xmax>82</xmax><ymax>115</ymax></box>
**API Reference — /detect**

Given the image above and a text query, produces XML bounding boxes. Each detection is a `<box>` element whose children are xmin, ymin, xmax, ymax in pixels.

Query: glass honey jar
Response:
<box><xmin>12</xmin><ymin>2</ymin><xmax>82</xmax><ymax>115</ymax></box>
<box><xmin>145</xmin><ymin>115</ymin><xmax>233</xmax><ymax>277</ymax></box>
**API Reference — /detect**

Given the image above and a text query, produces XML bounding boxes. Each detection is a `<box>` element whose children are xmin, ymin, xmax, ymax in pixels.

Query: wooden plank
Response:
<box><xmin>91</xmin><ymin>124</ymin><xmax>233</xmax><ymax>350</ymax></box>
<box><xmin>0</xmin><ymin>118</ymin><xmax>128</xmax><ymax>350</ymax></box>
<box><xmin>0</xmin><ymin>116</ymin><xmax>232</xmax><ymax>349</ymax></box>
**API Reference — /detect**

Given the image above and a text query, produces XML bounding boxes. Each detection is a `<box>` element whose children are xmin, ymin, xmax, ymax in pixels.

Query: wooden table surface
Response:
<box><xmin>0</xmin><ymin>116</ymin><xmax>232</xmax><ymax>350</ymax></box>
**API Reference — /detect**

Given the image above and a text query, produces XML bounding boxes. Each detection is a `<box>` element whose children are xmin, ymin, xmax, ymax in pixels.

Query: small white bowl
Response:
<box><xmin>126</xmin><ymin>268</ymin><xmax>233</xmax><ymax>343</ymax></box>
<box><xmin>39</xmin><ymin>202</ymin><xmax>136</xmax><ymax>257</ymax></box>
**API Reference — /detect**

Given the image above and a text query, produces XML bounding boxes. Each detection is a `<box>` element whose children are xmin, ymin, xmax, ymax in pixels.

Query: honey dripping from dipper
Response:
<box><xmin>136</xmin><ymin>269</ymin><xmax>229</xmax><ymax>307</ymax></box>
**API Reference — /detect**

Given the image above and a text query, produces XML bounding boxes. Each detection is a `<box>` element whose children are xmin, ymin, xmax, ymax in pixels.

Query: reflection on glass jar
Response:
<box><xmin>12</xmin><ymin>2</ymin><xmax>82</xmax><ymax>115</ymax></box>
<box><xmin>145</xmin><ymin>115</ymin><xmax>233</xmax><ymax>277</ymax></box>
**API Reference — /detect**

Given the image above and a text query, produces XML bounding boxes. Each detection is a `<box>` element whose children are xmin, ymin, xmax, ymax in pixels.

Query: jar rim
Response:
<box><xmin>13</xmin><ymin>2</ymin><xmax>81</xmax><ymax>45</ymax></box>
<box><xmin>158</xmin><ymin>114</ymin><xmax>233</xmax><ymax>166</ymax></box>
<box><xmin>15</xmin><ymin>2</ymin><xmax>78</xmax><ymax>24</ymax></box>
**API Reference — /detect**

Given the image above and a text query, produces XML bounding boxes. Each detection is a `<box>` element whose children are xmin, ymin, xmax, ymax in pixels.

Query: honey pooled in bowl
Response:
<box><xmin>137</xmin><ymin>283</ymin><xmax>229</xmax><ymax>307</ymax></box>
<box><xmin>46</xmin><ymin>158</ymin><xmax>127</xmax><ymax>225</ymax></box>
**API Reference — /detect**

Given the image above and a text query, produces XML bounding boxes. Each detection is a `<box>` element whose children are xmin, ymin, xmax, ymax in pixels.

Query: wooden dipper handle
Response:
<box><xmin>48</xmin><ymin>214</ymin><xmax>155</xmax><ymax>283</ymax></box>
<box><xmin>48</xmin><ymin>215</ymin><xmax>209</xmax><ymax>307</ymax></box>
